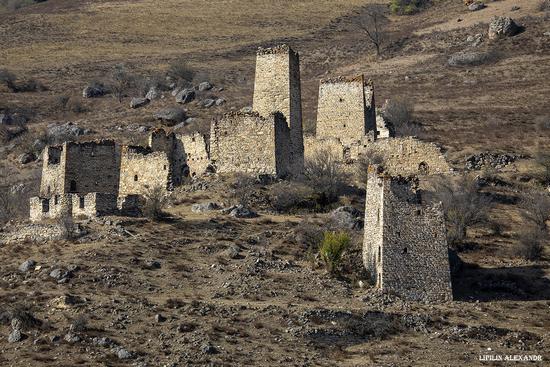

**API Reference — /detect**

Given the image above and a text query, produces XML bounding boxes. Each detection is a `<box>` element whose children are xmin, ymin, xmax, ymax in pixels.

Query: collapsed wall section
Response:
<box><xmin>177</xmin><ymin>132</ymin><xmax>210</xmax><ymax>177</ymax></box>
<box><xmin>40</xmin><ymin>145</ymin><xmax>64</xmax><ymax>196</ymax></box>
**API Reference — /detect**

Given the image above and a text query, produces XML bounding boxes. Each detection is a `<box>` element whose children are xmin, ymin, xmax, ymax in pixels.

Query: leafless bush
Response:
<box><xmin>269</xmin><ymin>181</ymin><xmax>314</xmax><ymax>213</ymax></box>
<box><xmin>358</xmin><ymin>5</ymin><xmax>388</xmax><ymax>56</ymax></box>
<box><xmin>143</xmin><ymin>185</ymin><xmax>169</xmax><ymax>220</ymax></box>
<box><xmin>429</xmin><ymin>175</ymin><xmax>492</xmax><ymax>248</ymax></box>
<box><xmin>108</xmin><ymin>64</ymin><xmax>135</xmax><ymax>103</ymax></box>
<box><xmin>514</xmin><ymin>227</ymin><xmax>545</xmax><ymax>261</ymax></box>
<box><xmin>230</xmin><ymin>173</ymin><xmax>257</xmax><ymax>206</ymax></box>
<box><xmin>381</xmin><ymin>98</ymin><xmax>422</xmax><ymax>137</ymax></box>
<box><xmin>0</xmin><ymin>69</ymin><xmax>17</xmax><ymax>91</ymax></box>
<box><xmin>69</xmin><ymin>315</ymin><xmax>88</xmax><ymax>332</ymax></box>
<box><xmin>304</xmin><ymin>149</ymin><xmax>350</xmax><ymax>201</ymax></box>
<box><xmin>538</xmin><ymin>0</ymin><xmax>550</xmax><ymax>11</ymax></box>
<box><xmin>168</xmin><ymin>57</ymin><xmax>195</xmax><ymax>87</ymax></box>
<box><xmin>519</xmin><ymin>190</ymin><xmax>550</xmax><ymax>231</ymax></box>
<box><xmin>53</xmin><ymin>95</ymin><xmax>87</xmax><ymax>114</ymax></box>
<box><xmin>535</xmin><ymin>150</ymin><xmax>550</xmax><ymax>185</ymax></box>
<box><xmin>448</xmin><ymin>50</ymin><xmax>502</xmax><ymax>67</ymax></box>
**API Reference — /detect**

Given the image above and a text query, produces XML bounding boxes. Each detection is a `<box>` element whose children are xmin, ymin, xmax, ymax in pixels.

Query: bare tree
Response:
<box><xmin>520</xmin><ymin>190</ymin><xmax>550</xmax><ymax>231</ymax></box>
<box><xmin>143</xmin><ymin>185</ymin><xmax>169</xmax><ymax>220</ymax></box>
<box><xmin>304</xmin><ymin>148</ymin><xmax>350</xmax><ymax>201</ymax></box>
<box><xmin>109</xmin><ymin>64</ymin><xmax>135</xmax><ymax>103</ymax></box>
<box><xmin>358</xmin><ymin>6</ymin><xmax>388</xmax><ymax>57</ymax></box>
<box><xmin>535</xmin><ymin>150</ymin><xmax>550</xmax><ymax>185</ymax></box>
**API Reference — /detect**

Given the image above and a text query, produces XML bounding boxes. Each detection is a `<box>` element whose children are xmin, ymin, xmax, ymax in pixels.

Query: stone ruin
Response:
<box><xmin>363</xmin><ymin>165</ymin><xmax>452</xmax><ymax>302</ymax></box>
<box><xmin>30</xmin><ymin>129</ymin><xmax>211</xmax><ymax>221</ymax></box>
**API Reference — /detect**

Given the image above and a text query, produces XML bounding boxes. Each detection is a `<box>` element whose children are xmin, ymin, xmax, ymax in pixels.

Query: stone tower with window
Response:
<box><xmin>253</xmin><ymin>44</ymin><xmax>304</xmax><ymax>176</ymax></box>
<box><xmin>363</xmin><ymin>165</ymin><xmax>452</xmax><ymax>302</ymax></box>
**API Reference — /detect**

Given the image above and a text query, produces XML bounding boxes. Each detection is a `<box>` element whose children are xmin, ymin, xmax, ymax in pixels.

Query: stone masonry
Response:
<box><xmin>118</xmin><ymin>145</ymin><xmax>171</xmax><ymax>196</ymax></box>
<box><xmin>177</xmin><ymin>132</ymin><xmax>210</xmax><ymax>177</ymax></box>
<box><xmin>363</xmin><ymin>165</ymin><xmax>452</xmax><ymax>302</ymax></box>
<box><xmin>316</xmin><ymin>75</ymin><xmax>377</xmax><ymax>145</ymax></box>
<box><xmin>253</xmin><ymin>44</ymin><xmax>304</xmax><ymax>175</ymax></box>
<box><xmin>210</xmin><ymin>111</ymin><xmax>291</xmax><ymax>176</ymax></box>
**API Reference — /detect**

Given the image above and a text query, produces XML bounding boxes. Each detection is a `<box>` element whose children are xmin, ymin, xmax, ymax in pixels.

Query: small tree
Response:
<box><xmin>0</xmin><ymin>69</ymin><xmax>17</xmax><ymax>92</ymax></box>
<box><xmin>358</xmin><ymin>5</ymin><xmax>388</xmax><ymax>57</ymax></box>
<box><xmin>520</xmin><ymin>190</ymin><xmax>550</xmax><ymax>231</ymax></box>
<box><xmin>535</xmin><ymin>150</ymin><xmax>550</xmax><ymax>185</ymax></box>
<box><xmin>430</xmin><ymin>175</ymin><xmax>492</xmax><ymax>248</ymax></box>
<box><xmin>143</xmin><ymin>185</ymin><xmax>169</xmax><ymax>220</ymax></box>
<box><xmin>304</xmin><ymin>148</ymin><xmax>350</xmax><ymax>202</ymax></box>
<box><xmin>167</xmin><ymin>57</ymin><xmax>195</xmax><ymax>87</ymax></box>
<box><xmin>515</xmin><ymin>227</ymin><xmax>545</xmax><ymax>261</ymax></box>
<box><xmin>109</xmin><ymin>64</ymin><xmax>134</xmax><ymax>103</ymax></box>
<box><xmin>319</xmin><ymin>231</ymin><xmax>351</xmax><ymax>274</ymax></box>
<box><xmin>382</xmin><ymin>98</ymin><xmax>422</xmax><ymax>137</ymax></box>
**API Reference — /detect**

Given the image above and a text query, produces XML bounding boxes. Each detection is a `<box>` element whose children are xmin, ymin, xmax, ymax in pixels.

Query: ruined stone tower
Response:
<box><xmin>363</xmin><ymin>166</ymin><xmax>452</xmax><ymax>302</ymax></box>
<box><xmin>253</xmin><ymin>44</ymin><xmax>303</xmax><ymax>175</ymax></box>
<box><xmin>316</xmin><ymin>75</ymin><xmax>376</xmax><ymax>146</ymax></box>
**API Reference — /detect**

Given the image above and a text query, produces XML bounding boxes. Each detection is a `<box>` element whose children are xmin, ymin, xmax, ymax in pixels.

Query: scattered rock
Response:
<box><xmin>468</xmin><ymin>2</ymin><xmax>485</xmax><ymax>11</ymax></box>
<box><xmin>145</xmin><ymin>86</ymin><xmax>160</xmax><ymax>100</ymax></box>
<box><xmin>202</xmin><ymin>343</ymin><xmax>219</xmax><ymax>354</ymax></box>
<box><xmin>32</xmin><ymin>139</ymin><xmax>46</xmax><ymax>153</ymax></box>
<box><xmin>154</xmin><ymin>108</ymin><xmax>186</xmax><ymax>125</ymax></box>
<box><xmin>93</xmin><ymin>336</ymin><xmax>113</xmax><ymax>347</ymax></box>
<box><xmin>215</xmin><ymin>98</ymin><xmax>225</xmax><ymax>106</ymax></box>
<box><xmin>240</xmin><ymin>106</ymin><xmax>253</xmax><ymax>113</ymax></box>
<box><xmin>64</xmin><ymin>332</ymin><xmax>81</xmax><ymax>343</ymax></box>
<box><xmin>18</xmin><ymin>259</ymin><xmax>36</xmax><ymax>272</ymax></box>
<box><xmin>202</xmin><ymin>99</ymin><xmax>215</xmax><ymax>108</ymax></box>
<box><xmin>171</xmin><ymin>86</ymin><xmax>183</xmax><ymax>97</ymax></box>
<box><xmin>155</xmin><ymin>314</ymin><xmax>166</xmax><ymax>323</ymax></box>
<box><xmin>116</xmin><ymin>348</ymin><xmax>133</xmax><ymax>360</ymax></box>
<box><xmin>82</xmin><ymin>84</ymin><xmax>106</xmax><ymax>98</ymax></box>
<box><xmin>198</xmin><ymin>81</ymin><xmax>212</xmax><ymax>91</ymax></box>
<box><xmin>223</xmin><ymin>205</ymin><xmax>258</xmax><ymax>218</ymax></box>
<box><xmin>130</xmin><ymin>97</ymin><xmax>150</xmax><ymax>109</ymax></box>
<box><xmin>47</xmin><ymin>122</ymin><xmax>89</xmax><ymax>141</ymax></box>
<box><xmin>224</xmin><ymin>245</ymin><xmax>241</xmax><ymax>259</ymax></box>
<box><xmin>329</xmin><ymin>206</ymin><xmax>364</xmax><ymax>230</ymax></box>
<box><xmin>466</xmin><ymin>33</ymin><xmax>483</xmax><ymax>47</ymax></box>
<box><xmin>11</xmin><ymin>318</ymin><xmax>22</xmax><ymax>331</ymax></box>
<box><xmin>8</xmin><ymin>329</ymin><xmax>22</xmax><ymax>343</ymax></box>
<box><xmin>465</xmin><ymin>152</ymin><xmax>523</xmax><ymax>170</ymax></box>
<box><xmin>18</xmin><ymin>152</ymin><xmax>36</xmax><ymax>165</ymax></box>
<box><xmin>175</xmin><ymin>88</ymin><xmax>196</xmax><ymax>104</ymax></box>
<box><xmin>510</xmin><ymin>5</ymin><xmax>520</xmax><ymax>11</ymax></box>
<box><xmin>145</xmin><ymin>260</ymin><xmax>161</xmax><ymax>269</ymax></box>
<box><xmin>49</xmin><ymin>335</ymin><xmax>61</xmax><ymax>343</ymax></box>
<box><xmin>49</xmin><ymin>268</ymin><xmax>65</xmax><ymax>280</ymax></box>
<box><xmin>191</xmin><ymin>202</ymin><xmax>220</xmax><ymax>213</ymax></box>
<box><xmin>488</xmin><ymin>16</ymin><xmax>520</xmax><ymax>40</ymax></box>
<box><xmin>0</xmin><ymin>113</ymin><xmax>12</xmax><ymax>125</ymax></box>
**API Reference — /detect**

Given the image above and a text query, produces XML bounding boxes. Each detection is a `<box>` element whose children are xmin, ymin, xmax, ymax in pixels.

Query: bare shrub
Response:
<box><xmin>69</xmin><ymin>315</ymin><xmax>88</xmax><ymax>332</ymax></box>
<box><xmin>358</xmin><ymin>5</ymin><xmax>388</xmax><ymax>56</ymax></box>
<box><xmin>269</xmin><ymin>181</ymin><xmax>314</xmax><ymax>213</ymax></box>
<box><xmin>519</xmin><ymin>190</ymin><xmax>550</xmax><ymax>231</ymax></box>
<box><xmin>514</xmin><ymin>227</ymin><xmax>545</xmax><ymax>261</ymax></box>
<box><xmin>143</xmin><ymin>185</ymin><xmax>169</xmax><ymax>220</ymax></box>
<box><xmin>230</xmin><ymin>173</ymin><xmax>257</xmax><ymax>206</ymax></box>
<box><xmin>0</xmin><ymin>69</ymin><xmax>17</xmax><ymax>91</ymax></box>
<box><xmin>448</xmin><ymin>50</ymin><xmax>501</xmax><ymax>67</ymax></box>
<box><xmin>304</xmin><ymin>149</ymin><xmax>350</xmax><ymax>202</ymax></box>
<box><xmin>108</xmin><ymin>64</ymin><xmax>135</xmax><ymax>103</ymax></box>
<box><xmin>534</xmin><ymin>150</ymin><xmax>550</xmax><ymax>185</ymax></box>
<box><xmin>381</xmin><ymin>98</ymin><xmax>422</xmax><ymax>137</ymax></box>
<box><xmin>168</xmin><ymin>57</ymin><xmax>195</xmax><ymax>87</ymax></box>
<box><xmin>538</xmin><ymin>0</ymin><xmax>550</xmax><ymax>11</ymax></box>
<box><xmin>53</xmin><ymin>95</ymin><xmax>87</xmax><ymax>114</ymax></box>
<box><xmin>389</xmin><ymin>0</ymin><xmax>430</xmax><ymax>15</ymax></box>
<box><xmin>429</xmin><ymin>175</ymin><xmax>492</xmax><ymax>248</ymax></box>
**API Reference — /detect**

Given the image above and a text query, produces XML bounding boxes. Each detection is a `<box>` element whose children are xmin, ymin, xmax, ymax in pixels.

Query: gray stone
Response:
<box><xmin>191</xmin><ymin>202</ymin><xmax>220</xmax><ymax>213</ymax></box>
<box><xmin>510</xmin><ymin>5</ymin><xmax>520</xmax><ymax>11</ymax></box>
<box><xmin>18</xmin><ymin>152</ymin><xmax>36</xmax><ymax>164</ymax></box>
<box><xmin>64</xmin><ymin>332</ymin><xmax>81</xmax><ymax>343</ymax></box>
<box><xmin>215</xmin><ymin>98</ymin><xmax>225</xmax><ymax>106</ymax></box>
<box><xmin>202</xmin><ymin>343</ymin><xmax>218</xmax><ymax>354</ymax></box>
<box><xmin>202</xmin><ymin>99</ymin><xmax>215</xmax><ymax>108</ymax></box>
<box><xmin>145</xmin><ymin>86</ymin><xmax>160</xmax><ymax>100</ymax></box>
<box><xmin>226</xmin><ymin>205</ymin><xmax>258</xmax><ymax>218</ymax></box>
<box><xmin>488</xmin><ymin>16</ymin><xmax>520</xmax><ymax>40</ymax></box>
<box><xmin>240</xmin><ymin>106</ymin><xmax>253</xmax><ymax>113</ymax></box>
<box><xmin>47</xmin><ymin>122</ymin><xmax>88</xmax><ymax>141</ymax></box>
<box><xmin>19</xmin><ymin>259</ymin><xmax>36</xmax><ymax>272</ymax></box>
<box><xmin>225</xmin><ymin>245</ymin><xmax>241</xmax><ymax>259</ymax></box>
<box><xmin>198</xmin><ymin>81</ymin><xmax>212</xmax><ymax>91</ymax></box>
<box><xmin>154</xmin><ymin>108</ymin><xmax>186</xmax><ymax>125</ymax></box>
<box><xmin>117</xmin><ymin>348</ymin><xmax>133</xmax><ymax>360</ymax></box>
<box><xmin>145</xmin><ymin>260</ymin><xmax>161</xmax><ymax>269</ymax></box>
<box><xmin>8</xmin><ymin>329</ymin><xmax>22</xmax><ymax>343</ymax></box>
<box><xmin>82</xmin><ymin>84</ymin><xmax>105</xmax><ymax>98</ymax></box>
<box><xmin>32</xmin><ymin>139</ymin><xmax>46</xmax><ymax>152</ymax></box>
<box><xmin>329</xmin><ymin>206</ymin><xmax>364</xmax><ymax>230</ymax></box>
<box><xmin>49</xmin><ymin>268</ymin><xmax>65</xmax><ymax>280</ymax></box>
<box><xmin>171</xmin><ymin>86</ymin><xmax>183</xmax><ymax>97</ymax></box>
<box><xmin>468</xmin><ymin>2</ymin><xmax>486</xmax><ymax>11</ymax></box>
<box><xmin>11</xmin><ymin>318</ymin><xmax>22</xmax><ymax>331</ymax></box>
<box><xmin>175</xmin><ymin>88</ymin><xmax>195</xmax><ymax>104</ymax></box>
<box><xmin>130</xmin><ymin>97</ymin><xmax>150</xmax><ymax>109</ymax></box>
<box><xmin>92</xmin><ymin>336</ymin><xmax>113</xmax><ymax>347</ymax></box>
<box><xmin>155</xmin><ymin>314</ymin><xmax>166</xmax><ymax>322</ymax></box>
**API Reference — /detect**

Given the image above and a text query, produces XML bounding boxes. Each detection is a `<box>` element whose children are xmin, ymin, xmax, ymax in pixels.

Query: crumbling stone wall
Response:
<box><xmin>303</xmin><ymin>136</ymin><xmax>345</xmax><ymax>162</ymax></box>
<box><xmin>363</xmin><ymin>167</ymin><xmax>452</xmax><ymax>302</ymax></box>
<box><xmin>316</xmin><ymin>75</ymin><xmax>376</xmax><ymax>146</ymax></box>
<box><xmin>354</xmin><ymin>137</ymin><xmax>450</xmax><ymax>176</ymax></box>
<box><xmin>253</xmin><ymin>44</ymin><xmax>303</xmax><ymax>175</ymax></box>
<box><xmin>30</xmin><ymin>194</ymin><xmax>72</xmax><ymax>221</ymax></box>
<box><xmin>119</xmin><ymin>146</ymin><xmax>171</xmax><ymax>196</ymax></box>
<box><xmin>177</xmin><ymin>132</ymin><xmax>210</xmax><ymax>177</ymax></box>
<box><xmin>210</xmin><ymin>111</ymin><xmax>290</xmax><ymax>176</ymax></box>
<box><xmin>40</xmin><ymin>146</ymin><xmax>63</xmax><ymax>196</ymax></box>
<box><xmin>71</xmin><ymin>193</ymin><xmax>117</xmax><ymax>218</ymax></box>
<box><xmin>149</xmin><ymin>129</ymin><xmax>184</xmax><ymax>187</ymax></box>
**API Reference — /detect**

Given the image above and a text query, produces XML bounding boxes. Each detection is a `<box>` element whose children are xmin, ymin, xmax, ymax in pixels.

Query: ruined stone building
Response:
<box><xmin>210</xmin><ymin>111</ymin><xmax>291</xmax><ymax>176</ymax></box>
<box><xmin>253</xmin><ymin>44</ymin><xmax>304</xmax><ymax>175</ymax></box>
<box><xmin>363</xmin><ymin>166</ymin><xmax>452</xmax><ymax>302</ymax></box>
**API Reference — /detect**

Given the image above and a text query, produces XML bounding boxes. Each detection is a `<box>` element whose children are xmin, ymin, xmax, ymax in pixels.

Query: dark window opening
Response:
<box><xmin>42</xmin><ymin>199</ymin><xmax>50</xmax><ymax>213</ymax></box>
<box><xmin>134</xmin><ymin>175</ymin><xmax>138</xmax><ymax>182</ymax></box>
<box><xmin>416</xmin><ymin>209</ymin><xmax>422</xmax><ymax>216</ymax></box>
<box><xmin>402</xmin><ymin>247</ymin><xmax>407</xmax><ymax>254</ymax></box>
<box><xmin>419</xmin><ymin>162</ymin><xmax>429</xmax><ymax>175</ymax></box>
<box><xmin>343</xmin><ymin>124</ymin><xmax>346</xmax><ymax>128</ymax></box>
<box><xmin>163</xmin><ymin>165</ymin><xmax>167</xmax><ymax>170</ymax></box>
<box><xmin>47</xmin><ymin>186</ymin><xmax>51</xmax><ymax>195</ymax></box>
<box><xmin>378</xmin><ymin>246</ymin><xmax>381</xmax><ymax>261</ymax></box>
<box><xmin>54</xmin><ymin>195</ymin><xmax>59</xmax><ymax>205</ymax></box>
<box><xmin>79</xmin><ymin>196</ymin><xmax>85</xmax><ymax>209</ymax></box>
<box><xmin>339</xmin><ymin>97</ymin><xmax>343</xmax><ymax>102</ymax></box>
<box><xmin>69</xmin><ymin>180</ymin><xmax>77</xmax><ymax>193</ymax></box>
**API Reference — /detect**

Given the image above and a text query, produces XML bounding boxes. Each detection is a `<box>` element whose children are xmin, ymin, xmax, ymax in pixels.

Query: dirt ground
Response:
<box><xmin>1</xmin><ymin>0</ymin><xmax>549</xmax><ymax>366</ymax></box>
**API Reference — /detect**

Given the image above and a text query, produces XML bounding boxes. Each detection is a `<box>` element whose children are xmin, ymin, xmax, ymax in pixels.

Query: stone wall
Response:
<box><xmin>210</xmin><ymin>111</ymin><xmax>290</xmax><ymax>176</ymax></box>
<box><xmin>71</xmin><ymin>193</ymin><xmax>118</xmax><ymax>218</ymax></box>
<box><xmin>40</xmin><ymin>146</ymin><xmax>64</xmax><ymax>196</ymax></box>
<box><xmin>177</xmin><ymin>132</ymin><xmax>210</xmax><ymax>177</ymax></box>
<box><xmin>119</xmin><ymin>146</ymin><xmax>171</xmax><ymax>196</ymax></box>
<box><xmin>354</xmin><ymin>137</ymin><xmax>450</xmax><ymax>176</ymax></box>
<box><xmin>63</xmin><ymin>140</ymin><xmax>119</xmax><ymax>195</ymax></box>
<box><xmin>149</xmin><ymin>129</ymin><xmax>184</xmax><ymax>187</ymax></box>
<box><xmin>363</xmin><ymin>167</ymin><xmax>452</xmax><ymax>302</ymax></box>
<box><xmin>316</xmin><ymin>75</ymin><xmax>376</xmax><ymax>146</ymax></box>
<box><xmin>253</xmin><ymin>44</ymin><xmax>303</xmax><ymax>175</ymax></box>
<box><xmin>30</xmin><ymin>194</ymin><xmax>72</xmax><ymax>221</ymax></box>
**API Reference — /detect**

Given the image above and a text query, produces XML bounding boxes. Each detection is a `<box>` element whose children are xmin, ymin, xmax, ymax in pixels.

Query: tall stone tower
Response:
<box><xmin>253</xmin><ymin>44</ymin><xmax>303</xmax><ymax>176</ymax></box>
<box><xmin>363</xmin><ymin>165</ymin><xmax>452</xmax><ymax>302</ymax></box>
<box><xmin>316</xmin><ymin>75</ymin><xmax>376</xmax><ymax>146</ymax></box>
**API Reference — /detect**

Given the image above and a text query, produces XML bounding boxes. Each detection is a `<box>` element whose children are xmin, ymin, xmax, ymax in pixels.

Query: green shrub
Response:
<box><xmin>389</xmin><ymin>0</ymin><xmax>429</xmax><ymax>15</ymax></box>
<box><xmin>319</xmin><ymin>231</ymin><xmax>351</xmax><ymax>274</ymax></box>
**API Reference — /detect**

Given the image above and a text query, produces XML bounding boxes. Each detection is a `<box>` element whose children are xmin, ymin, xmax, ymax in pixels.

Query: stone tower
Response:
<box><xmin>253</xmin><ymin>44</ymin><xmax>303</xmax><ymax>176</ymax></box>
<box><xmin>316</xmin><ymin>75</ymin><xmax>376</xmax><ymax>146</ymax></box>
<box><xmin>363</xmin><ymin>165</ymin><xmax>452</xmax><ymax>302</ymax></box>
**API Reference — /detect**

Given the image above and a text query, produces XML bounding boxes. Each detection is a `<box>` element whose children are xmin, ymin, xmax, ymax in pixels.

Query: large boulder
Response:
<box><xmin>130</xmin><ymin>97</ymin><xmax>149</xmax><ymax>109</ymax></box>
<box><xmin>202</xmin><ymin>98</ymin><xmax>215</xmax><ymax>108</ymax></box>
<box><xmin>488</xmin><ymin>16</ymin><xmax>520</xmax><ymax>40</ymax></box>
<box><xmin>222</xmin><ymin>204</ymin><xmax>258</xmax><ymax>218</ymax></box>
<box><xmin>329</xmin><ymin>206</ymin><xmax>364</xmax><ymax>230</ymax></box>
<box><xmin>82</xmin><ymin>83</ymin><xmax>106</xmax><ymax>98</ymax></box>
<box><xmin>175</xmin><ymin>88</ymin><xmax>195</xmax><ymax>104</ymax></box>
<box><xmin>145</xmin><ymin>86</ymin><xmax>160</xmax><ymax>100</ymax></box>
<box><xmin>47</xmin><ymin>122</ymin><xmax>89</xmax><ymax>142</ymax></box>
<box><xmin>198</xmin><ymin>81</ymin><xmax>212</xmax><ymax>91</ymax></box>
<box><xmin>18</xmin><ymin>152</ymin><xmax>36</xmax><ymax>165</ymax></box>
<box><xmin>468</xmin><ymin>2</ymin><xmax>485</xmax><ymax>11</ymax></box>
<box><xmin>191</xmin><ymin>202</ymin><xmax>221</xmax><ymax>213</ymax></box>
<box><xmin>153</xmin><ymin>107</ymin><xmax>186</xmax><ymax>125</ymax></box>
